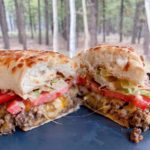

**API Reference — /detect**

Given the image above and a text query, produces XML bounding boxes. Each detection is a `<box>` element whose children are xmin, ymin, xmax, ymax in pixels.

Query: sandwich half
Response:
<box><xmin>75</xmin><ymin>44</ymin><xmax>150</xmax><ymax>140</ymax></box>
<box><xmin>0</xmin><ymin>50</ymin><xmax>80</xmax><ymax>134</ymax></box>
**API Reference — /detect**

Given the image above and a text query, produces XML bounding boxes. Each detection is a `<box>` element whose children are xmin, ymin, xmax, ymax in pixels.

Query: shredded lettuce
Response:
<box><xmin>121</xmin><ymin>88</ymin><xmax>136</xmax><ymax>94</ymax></box>
<box><xmin>51</xmin><ymin>79</ymin><xmax>59</xmax><ymax>84</ymax></box>
<box><xmin>139</xmin><ymin>89</ymin><xmax>150</xmax><ymax>98</ymax></box>
<box><xmin>97</xmin><ymin>67</ymin><xmax>150</xmax><ymax>98</ymax></box>
<box><xmin>33</xmin><ymin>90</ymin><xmax>40</xmax><ymax>97</ymax></box>
<box><xmin>120</xmin><ymin>87</ymin><xmax>150</xmax><ymax>98</ymax></box>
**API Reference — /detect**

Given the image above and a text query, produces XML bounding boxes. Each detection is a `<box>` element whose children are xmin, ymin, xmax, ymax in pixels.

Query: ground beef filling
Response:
<box><xmin>129</xmin><ymin>109</ymin><xmax>150</xmax><ymax>131</ymax></box>
<box><xmin>0</xmin><ymin>105</ymin><xmax>15</xmax><ymax>135</ymax></box>
<box><xmin>130</xmin><ymin>128</ymin><xmax>143</xmax><ymax>143</ymax></box>
<box><xmin>15</xmin><ymin>95</ymin><xmax>79</xmax><ymax>130</ymax></box>
<box><xmin>0</xmin><ymin>87</ymin><xmax>80</xmax><ymax>134</ymax></box>
<box><xmin>79</xmin><ymin>88</ymin><xmax>150</xmax><ymax>130</ymax></box>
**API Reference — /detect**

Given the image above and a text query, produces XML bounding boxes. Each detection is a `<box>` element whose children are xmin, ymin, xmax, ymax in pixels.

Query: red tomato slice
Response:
<box><xmin>101</xmin><ymin>89</ymin><xmax>129</xmax><ymax>102</ymax></box>
<box><xmin>7</xmin><ymin>85</ymin><xmax>70</xmax><ymax>115</ymax></box>
<box><xmin>31</xmin><ymin>85</ymin><xmax>69</xmax><ymax>106</ymax></box>
<box><xmin>76</xmin><ymin>76</ymin><xmax>87</xmax><ymax>85</ymax></box>
<box><xmin>103</xmin><ymin>89</ymin><xmax>150</xmax><ymax>109</ymax></box>
<box><xmin>77</xmin><ymin>76</ymin><xmax>150</xmax><ymax>110</ymax></box>
<box><xmin>130</xmin><ymin>95</ymin><xmax>149</xmax><ymax>110</ymax></box>
<box><xmin>7</xmin><ymin>99</ymin><xmax>24</xmax><ymax>115</ymax></box>
<box><xmin>0</xmin><ymin>93</ymin><xmax>17</xmax><ymax>104</ymax></box>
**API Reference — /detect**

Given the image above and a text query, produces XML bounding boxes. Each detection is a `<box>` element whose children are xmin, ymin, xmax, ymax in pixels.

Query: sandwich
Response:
<box><xmin>75</xmin><ymin>44</ymin><xmax>150</xmax><ymax>142</ymax></box>
<box><xmin>0</xmin><ymin>50</ymin><xmax>79</xmax><ymax>135</ymax></box>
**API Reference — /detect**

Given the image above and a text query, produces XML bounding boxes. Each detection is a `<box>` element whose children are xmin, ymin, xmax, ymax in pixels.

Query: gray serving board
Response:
<box><xmin>0</xmin><ymin>106</ymin><xmax>150</xmax><ymax>150</ymax></box>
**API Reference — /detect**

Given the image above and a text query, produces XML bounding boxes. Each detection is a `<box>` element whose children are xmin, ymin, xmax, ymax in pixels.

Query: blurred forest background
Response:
<box><xmin>0</xmin><ymin>0</ymin><xmax>150</xmax><ymax>60</ymax></box>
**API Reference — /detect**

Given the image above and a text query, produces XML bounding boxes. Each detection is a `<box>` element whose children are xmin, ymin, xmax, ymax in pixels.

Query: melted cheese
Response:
<box><xmin>43</xmin><ymin>96</ymin><xmax>69</xmax><ymax>119</ymax></box>
<box><xmin>95</xmin><ymin>67</ymin><xmax>136</xmax><ymax>90</ymax></box>
<box><xmin>84</xmin><ymin>93</ymin><xmax>137</xmax><ymax>128</ymax></box>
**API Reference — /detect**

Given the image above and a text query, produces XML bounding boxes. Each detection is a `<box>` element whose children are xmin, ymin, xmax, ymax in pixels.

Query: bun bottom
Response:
<box><xmin>84</xmin><ymin>103</ymin><xmax>129</xmax><ymax>128</ymax></box>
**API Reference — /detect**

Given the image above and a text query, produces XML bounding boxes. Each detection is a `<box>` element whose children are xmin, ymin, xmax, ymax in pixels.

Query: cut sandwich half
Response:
<box><xmin>75</xmin><ymin>44</ymin><xmax>150</xmax><ymax>141</ymax></box>
<box><xmin>0</xmin><ymin>50</ymin><xmax>80</xmax><ymax>134</ymax></box>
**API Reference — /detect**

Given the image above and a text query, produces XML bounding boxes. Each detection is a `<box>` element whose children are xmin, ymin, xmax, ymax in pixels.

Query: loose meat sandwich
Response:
<box><xmin>0</xmin><ymin>50</ymin><xmax>79</xmax><ymax>134</ymax></box>
<box><xmin>75</xmin><ymin>44</ymin><xmax>150</xmax><ymax>142</ymax></box>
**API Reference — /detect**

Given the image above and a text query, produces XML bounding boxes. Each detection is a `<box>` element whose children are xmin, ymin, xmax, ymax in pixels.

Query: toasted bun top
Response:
<box><xmin>0</xmin><ymin>50</ymin><xmax>74</xmax><ymax>71</ymax></box>
<box><xmin>75</xmin><ymin>44</ymin><xmax>146</xmax><ymax>86</ymax></box>
<box><xmin>0</xmin><ymin>50</ymin><xmax>76</xmax><ymax>97</ymax></box>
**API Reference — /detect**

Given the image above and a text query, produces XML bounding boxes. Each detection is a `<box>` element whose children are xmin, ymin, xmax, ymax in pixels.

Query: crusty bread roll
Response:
<box><xmin>75</xmin><ymin>44</ymin><xmax>145</xmax><ymax>86</ymax></box>
<box><xmin>0</xmin><ymin>50</ymin><xmax>76</xmax><ymax>98</ymax></box>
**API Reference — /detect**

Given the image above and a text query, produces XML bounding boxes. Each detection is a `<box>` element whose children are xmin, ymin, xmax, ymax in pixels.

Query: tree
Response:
<box><xmin>144</xmin><ymin>0</ymin><xmax>150</xmax><ymax>56</ymax></box>
<box><xmin>44</xmin><ymin>0</ymin><xmax>49</xmax><ymax>45</ymax></box>
<box><xmin>14</xmin><ymin>0</ymin><xmax>22</xmax><ymax>44</ymax></box>
<box><xmin>88</xmin><ymin>0</ymin><xmax>98</xmax><ymax>47</ymax></box>
<box><xmin>137</xmin><ymin>22</ymin><xmax>143</xmax><ymax>44</ymax></box>
<box><xmin>102</xmin><ymin>0</ymin><xmax>106</xmax><ymax>42</ymax></box>
<box><xmin>145</xmin><ymin>0</ymin><xmax>150</xmax><ymax>32</ymax></box>
<box><xmin>14</xmin><ymin>0</ymin><xmax>27</xmax><ymax>49</ymax></box>
<box><xmin>0</xmin><ymin>0</ymin><xmax>10</xmax><ymax>49</ymax></box>
<box><xmin>38</xmin><ymin>0</ymin><xmax>42</xmax><ymax>44</ymax></box>
<box><xmin>82</xmin><ymin>0</ymin><xmax>90</xmax><ymax>49</ymax></box>
<box><xmin>52</xmin><ymin>0</ymin><xmax>58</xmax><ymax>51</ymax></box>
<box><xmin>5</xmin><ymin>0</ymin><xmax>16</xmax><ymax>33</ymax></box>
<box><xmin>131</xmin><ymin>0</ymin><xmax>143</xmax><ymax>44</ymax></box>
<box><xmin>119</xmin><ymin>0</ymin><xmax>124</xmax><ymax>42</ymax></box>
<box><xmin>69</xmin><ymin>0</ymin><xmax>76</xmax><ymax>57</ymax></box>
<box><xmin>61</xmin><ymin>0</ymin><xmax>70</xmax><ymax>50</ymax></box>
<box><xmin>28</xmin><ymin>0</ymin><xmax>34</xmax><ymax>39</ymax></box>
<box><xmin>8</xmin><ymin>14</ymin><xmax>14</xmax><ymax>32</ymax></box>
<box><xmin>143</xmin><ymin>22</ymin><xmax>150</xmax><ymax>57</ymax></box>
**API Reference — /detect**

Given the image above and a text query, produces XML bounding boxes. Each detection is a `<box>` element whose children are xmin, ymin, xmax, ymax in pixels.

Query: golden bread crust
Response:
<box><xmin>0</xmin><ymin>50</ymin><xmax>76</xmax><ymax>97</ymax></box>
<box><xmin>0</xmin><ymin>50</ymin><xmax>71</xmax><ymax>73</ymax></box>
<box><xmin>76</xmin><ymin>44</ymin><xmax>145</xmax><ymax>85</ymax></box>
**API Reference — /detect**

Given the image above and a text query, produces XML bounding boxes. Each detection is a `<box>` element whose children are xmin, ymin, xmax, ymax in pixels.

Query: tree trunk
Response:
<box><xmin>145</xmin><ymin>0</ymin><xmax>150</xmax><ymax>32</ymax></box>
<box><xmin>82</xmin><ymin>0</ymin><xmax>90</xmax><ymax>49</ymax></box>
<box><xmin>97</xmin><ymin>1</ymin><xmax>101</xmax><ymax>34</ymax></box>
<box><xmin>60</xmin><ymin>0</ymin><xmax>64</xmax><ymax>34</ymax></box>
<box><xmin>144</xmin><ymin>0</ymin><xmax>150</xmax><ymax>57</ymax></box>
<box><xmin>137</xmin><ymin>24</ymin><xmax>142</xmax><ymax>44</ymax></box>
<box><xmin>119</xmin><ymin>0</ymin><xmax>124</xmax><ymax>42</ymax></box>
<box><xmin>102</xmin><ymin>0</ymin><xmax>106</xmax><ymax>42</ymax></box>
<box><xmin>14</xmin><ymin>0</ymin><xmax>22</xmax><ymax>43</ymax></box>
<box><xmin>62</xmin><ymin>0</ymin><xmax>70</xmax><ymax>50</ymax></box>
<box><xmin>0</xmin><ymin>0</ymin><xmax>10</xmax><ymax>49</ymax></box>
<box><xmin>28</xmin><ymin>0</ymin><xmax>34</xmax><ymax>39</ymax></box>
<box><xmin>143</xmin><ymin>22</ymin><xmax>150</xmax><ymax>57</ymax></box>
<box><xmin>38</xmin><ymin>0</ymin><xmax>42</xmax><ymax>44</ymax></box>
<box><xmin>9</xmin><ymin>14</ymin><xmax>14</xmax><ymax>32</ymax></box>
<box><xmin>49</xmin><ymin>0</ymin><xmax>53</xmax><ymax>37</ymax></box>
<box><xmin>131</xmin><ymin>1</ymin><xmax>142</xmax><ymax>44</ymax></box>
<box><xmin>50</xmin><ymin>4</ymin><xmax>53</xmax><ymax>37</ymax></box>
<box><xmin>52</xmin><ymin>0</ymin><xmax>58</xmax><ymax>51</ymax></box>
<box><xmin>14</xmin><ymin>0</ymin><xmax>27</xmax><ymax>49</ymax></box>
<box><xmin>44</xmin><ymin>0</ymin><xmax>49</xmax><ymax>45</ymax></box>
<box><xmin>69</xmin><ymin>0</ymin><xmax>76</xmax><ymax>57</ymax></box>
<box><xmin>88</xmin><ymin>0</ymin><xmax>98</xmax><ymax>47</ymax></box>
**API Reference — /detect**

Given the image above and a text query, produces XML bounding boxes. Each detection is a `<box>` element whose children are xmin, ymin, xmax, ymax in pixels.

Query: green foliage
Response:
<box><xmin>23</xmin><ymin>0</ymin><xmax>38</xmax><ymax>26</ymax></box>
<box><xmin>4</xmin><ymin>0</ymin><xmax>15</xmax><ymax>13</ymax></box>
<box><xmin>3</xmin><ymin>0</ymin><xmax>147</xmax><ymax>38</ymax></box>
<box><xmin>104</xmin><ymin>0</ymin><xmax>136</xmax><ymax>34</ymax></box>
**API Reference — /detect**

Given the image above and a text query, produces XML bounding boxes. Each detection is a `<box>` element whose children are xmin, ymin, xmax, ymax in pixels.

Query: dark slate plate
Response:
<box><xmin>0</xmin><ymin>106</ymin><xmax>150</xmax><ymax>150</ymax></box>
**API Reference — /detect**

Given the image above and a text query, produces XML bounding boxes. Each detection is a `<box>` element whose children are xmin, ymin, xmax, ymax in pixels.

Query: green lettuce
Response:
<box><xmin>139</xmin><ymin>89</ymin><xmax>150</xmax><ymax>98</ymax></box>
<box><xmin>120</xmin><ymin>87</ymin><xmax>150</xmax><ymax>98</ymax></box>
<box><xmin>33</xmin><ymin>90</ymin><xmax>40</xmax><ymax>97</ymax></box>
